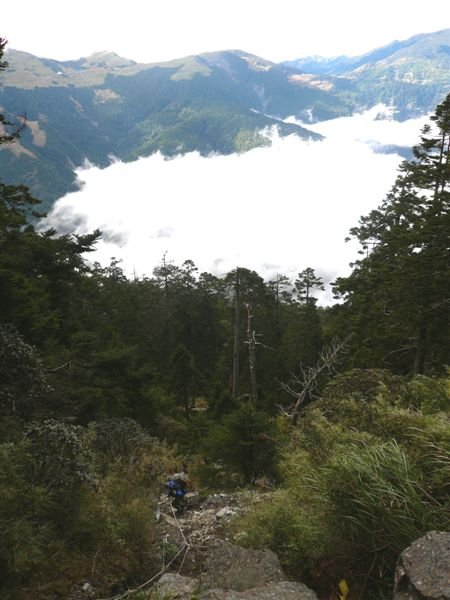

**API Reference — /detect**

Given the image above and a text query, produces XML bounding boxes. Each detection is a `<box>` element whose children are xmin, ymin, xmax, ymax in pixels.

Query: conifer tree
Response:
<box><xmin>168</xmin><ymin>344</ymin><xmax>202</xmax><ymax>419</ymax></box>
<box><xmin>334</xmin><ymin>93</ymin><xmax>450</xmax><ymax>373</ymax></box>
<box><xmin>295</xmin><ymin>267</ymin><xmax>325</xmax><ymax>304</ymax></box>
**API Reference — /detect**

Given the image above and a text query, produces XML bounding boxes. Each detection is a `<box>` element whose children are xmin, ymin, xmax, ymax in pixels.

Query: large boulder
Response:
<box><xmin>199</xmin><ymin>581</ymin><xmax>319</xmax><ymax>599</ymax></box>
<box><xmin>154</xmin><ymin>573</ymin><xmax>198</xmax><ymax>599</ymax></box>
<box><xmin>152</xmin><ymin>539</ymin><xmax>319</xmax><ymax>599</ymax></box>
<box><xmin>199</xmin><ymin>539</ymin><xmax>285</xmax><ymax>592</ymax></box>
<box><xmin>394</xmin><ymin>531</ymin><xmax>450</xmax><ymax>599</ymax></box>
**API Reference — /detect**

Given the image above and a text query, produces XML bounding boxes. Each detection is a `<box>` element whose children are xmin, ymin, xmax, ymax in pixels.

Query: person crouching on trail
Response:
<box><xmin>167</xmin><ymin>477</ymin><xmax>188</xmax><ymax>514</ymax></box>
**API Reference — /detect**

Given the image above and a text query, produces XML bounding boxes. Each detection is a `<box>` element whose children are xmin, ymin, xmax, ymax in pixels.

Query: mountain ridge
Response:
<box><xmin>1</xmin><ymin>29</ymin><xmax>449</xmax><ymax>208</ymax></box>
<box><xmin>1</xmin><ymin>49</ymin><xmax>341</xmax><ymax>207</ymax></box>
<box><xmin>283</xmin><ymin>28</ymin><xmax>450</xmax><ymax>75</ymax></box>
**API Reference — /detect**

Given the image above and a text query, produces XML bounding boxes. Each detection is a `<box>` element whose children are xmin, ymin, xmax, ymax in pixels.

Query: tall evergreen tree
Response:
<box><xmin>168</xmin><ymin>344</ymin><xmax>202</xmax><ymax>419</ymax></box>
<box><xmin>295</xmin><ymin>267</ymin><xmax>325</xmax><ymax>304</ymax></box>
<box><xmin>334</xmin><ymin>93</ymin><xmax>450</xmax><ymax>373</ymax></box>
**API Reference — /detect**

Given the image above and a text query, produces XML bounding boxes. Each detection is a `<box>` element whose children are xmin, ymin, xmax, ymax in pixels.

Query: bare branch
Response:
<box><xmin>279</xmin><ymin>337</ymin><xmax>348</xmax><ymax>425</ymax></box>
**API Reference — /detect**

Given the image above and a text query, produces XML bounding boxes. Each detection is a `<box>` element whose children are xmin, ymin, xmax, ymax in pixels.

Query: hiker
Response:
<box><xmin>166</xmin><ymin>474</ymin><xmax>188</xmax><ymax>514</ymax></box>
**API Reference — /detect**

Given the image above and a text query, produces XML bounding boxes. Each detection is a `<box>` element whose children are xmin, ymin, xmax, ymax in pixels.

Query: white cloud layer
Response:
<box><xmin>43</xmin><ymin>108</ymin><xmax>428</xmax><ymax>303</ymax></box>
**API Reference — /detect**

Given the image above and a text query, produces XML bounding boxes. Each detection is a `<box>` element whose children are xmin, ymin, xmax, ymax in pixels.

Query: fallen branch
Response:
<box><xmin>279</xmin><ymin>337</ymin><xmax>348</xmax><ymax>425</ymax></box>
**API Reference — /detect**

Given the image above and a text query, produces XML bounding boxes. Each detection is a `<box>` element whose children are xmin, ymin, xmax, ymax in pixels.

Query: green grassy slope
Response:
<box><xmin>1</xmin><ymin>49</ymin><xmax>343</xmax><ymax>207</ymax></box>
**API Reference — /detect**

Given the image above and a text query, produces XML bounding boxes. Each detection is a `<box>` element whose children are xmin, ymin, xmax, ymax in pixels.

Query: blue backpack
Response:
<box><xmin>167</xmin><ymin>478</ymin><xmax>186</xmax><ymax>498</ymax></box>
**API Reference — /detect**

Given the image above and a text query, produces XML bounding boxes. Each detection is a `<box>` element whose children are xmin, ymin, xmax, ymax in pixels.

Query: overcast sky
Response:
<box><xmin>4</xmin><ymin>0</ymin><xmax>450</xmax><ymax>63</ymax></box>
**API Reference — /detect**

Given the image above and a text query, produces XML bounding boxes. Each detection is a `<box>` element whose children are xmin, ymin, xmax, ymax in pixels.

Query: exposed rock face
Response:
<box><xmin>394</xmin><ymin>531</ymin><xmax>450</xmax><ymax>600</ymax></box>
<box><xmin>200</xmin><ymin>539</ymin><xmax>285</xmax><ymax>592</ymax></box>
<box><xmin>152</xmin><ymin>539</ymin><xmax>318</xmax><ymax>599</ymax></box>
<box><xmin>199</xmin><ymin>581</ymin><xmax>319</xmax><ymax>599</ymax></box>
<box><xmin>155</xmin><ymin>573</ymin><xmax>199</xmax><ymax>599</ymax></box>
<box><xmin>155</xmin><ymin>571</ymin><xmax>318</xmax><ymax>600</ymax></box>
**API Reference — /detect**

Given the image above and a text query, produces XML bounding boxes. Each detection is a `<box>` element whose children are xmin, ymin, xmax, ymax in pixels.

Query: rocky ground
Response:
<box><xmin>155</xmin><ymin>491</ymin><xmax>255</xmax><ymax>578</ymax></box>
<box><xmin>67</xmin><ymin>491</ymin><xmax>450</xmax><ymax>600</ymax></box>
<box><xmin>150</xmin><ymin>491</ymin><xmax>320</xmax><ymax>600</ymax></box>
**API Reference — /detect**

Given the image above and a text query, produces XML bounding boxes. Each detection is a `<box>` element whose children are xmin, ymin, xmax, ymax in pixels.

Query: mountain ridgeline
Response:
<box><xmin>1</xmin><ymin>28</ymin><xmax>449</xmax><ymax>208</ymax></box>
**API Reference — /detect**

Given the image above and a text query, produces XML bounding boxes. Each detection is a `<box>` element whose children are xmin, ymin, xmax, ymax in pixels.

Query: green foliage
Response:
<box><xmin>0</xmin><ymin>324</ymin><xmax>48</xmax><ymax>419</ymax></box>
<box><xmin>24</xmin><ymin>419</ymin><xmax>89</xmax><ymax>489</ymax></box>
<box><xmin>279</xmin><ymin>302</ymin><xmax>323</xmax><ymax>373</ymax></box>
<box><xmin>0</xmin><ymin>418</ymin><xmax>165</xmax><ymax>599</ymax></box>
<box><xmin>233</xmin><ymin>370</ymin><xmax>450</xmax><ymax>597</ymax></box>
<box><xmin>294</xmin><ymin>267</ymin><xmax>325</xmax><ymax>304</ymax></box>
<box><xmin>234</xmin><ymin>129</ymin><xmax>271</xmax><ymax>153</ymax></box>
<box><xmin>169</xmin><ymin>344</ymin><xmax>203</xmax><ymax>419</ymax></box>
<box><xmin>322</xmin><ymin>440</ymin><xmax>436</xmax><ymax>551</ymax></box>
<box><xmin>208</xmin><ymin>387</ymin><xmax>237</xmax><ymax>419</ymax></box>
<box><xmin>333</xmin><ymin>93</ymin><xmax>450</xmax><ymax>374</ymax></box>
<box><xmin>406</xmin><ymin>374</ymin><xmax>450</xmax><ymax>413</ymax></box>
<box><xmin>85</xmin><ymin>417</ymin><xmax>168</xmax><ymax>478</ymax></box>
<box><xmin>205</xmin><ymin>403</ymin><xmax>278</xmax><ymax>483</ymax></box>
<box><xmin>0</xmin><ymin>422</ymin><xmax>89</xmax><ymax>592</ymax></box>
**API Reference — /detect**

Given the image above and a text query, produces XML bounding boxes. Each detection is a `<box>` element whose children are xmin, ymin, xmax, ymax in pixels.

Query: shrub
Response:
<box><xmin>0</xmin><ymin>418</ymin><xmax>169</xmax><ymax>599</ymax></box>
<box><xmin>85</xmin><ymin>417</ymin><xmax>168</xmax><ymax>480</ymax></box>
<box><xmin>404</xmin><ymin>374</ymin><xmax>449</xmax><ymax>413</ymax></box>
<box><xmin>322</xmin><ymin>368</ymin><xmax>406</xmax><ymax>405</ymax></box>
<box><xmin>204</xmin><ymin>403</ymin><xmax>278</xmax><ymax>484</ymax></box>
<box><xmin>0</xmin><ymin>423</ymin><xmax>90</xmax><ymax>594</ymax></box>
<box><xmin>0</xmin><ymin>324</ymin><xmax>48</xmax><ymax>419</ymax></box>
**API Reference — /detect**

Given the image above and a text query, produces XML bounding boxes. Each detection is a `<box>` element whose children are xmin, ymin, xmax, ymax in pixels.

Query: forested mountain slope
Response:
<box><xmin>1</xmin><ymin>28</ymin><xmax>448</xmax><ymax>208</ymax></box>
<box><xmin>1</xmin><ymin>49</ymin><xmax>333</xmax><ymax>208</ymax></box>
<box><xmin>284</xmin><ymin>28</ymin><xmax>450</xmax><ymax>119</ymax></box>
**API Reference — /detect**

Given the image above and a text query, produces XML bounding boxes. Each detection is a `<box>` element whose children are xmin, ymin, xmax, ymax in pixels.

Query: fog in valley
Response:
<box><xmin>43</xmin><ymin>106</ymin><xmax>428</xmax><ymax>303</ymax></box>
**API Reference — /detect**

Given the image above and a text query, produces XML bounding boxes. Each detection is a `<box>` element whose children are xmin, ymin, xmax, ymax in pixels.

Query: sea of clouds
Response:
<box><xmin>42</xmin><ymin>105</ymin><xmax>428</xmax><ymax>303</ymax></box>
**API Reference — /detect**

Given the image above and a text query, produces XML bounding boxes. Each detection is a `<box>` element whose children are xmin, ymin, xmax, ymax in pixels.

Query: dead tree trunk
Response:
<box><xmin>413</xmin><ymin>323</ymin><xmax>428</xmax><ymax>375</ymax></box>
<box><xmin>246</xmin><ymin>303</ymin><xmax>258</xmax><ymax>407</ymax></box>
<box><xmin>232</xmin><ymin>270</ymin><xmax>240</xmax><ymax>400</ymax></box>
<box><xmin>280</xmin><ymin>337</ymin><xmax>347</xmax><ymax>425</ymax></box>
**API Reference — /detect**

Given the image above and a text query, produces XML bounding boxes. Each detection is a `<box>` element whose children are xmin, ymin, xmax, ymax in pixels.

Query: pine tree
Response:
<box><xmin>168</xmin><ymin>344</ymin><xmax>202</xmax><ymax>419</ymax></box>
<box><xmin>295</xmin><ymin>267</ymin><xmax>325</xmax><ymax>304</ymax></box>
<box><xmin>334</xmin><ymin>93</ymin><xmax>450</xmax><ymax>373</ymax></box>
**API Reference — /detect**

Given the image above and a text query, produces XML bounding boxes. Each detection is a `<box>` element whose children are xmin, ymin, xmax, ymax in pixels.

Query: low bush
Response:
<box><xmin>0</xmin><ymin>418</ymin><xmax>169</xmax><ymax>599</ymax></box>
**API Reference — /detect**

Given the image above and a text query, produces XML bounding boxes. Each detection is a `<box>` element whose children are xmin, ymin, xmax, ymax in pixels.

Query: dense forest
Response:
<box><xmin>0</xmin><ymin>37</ymin><xmax>449</xmax><ymax>599</ymax></box>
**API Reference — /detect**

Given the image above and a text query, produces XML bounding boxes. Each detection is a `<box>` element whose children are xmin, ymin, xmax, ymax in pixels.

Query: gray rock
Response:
<box><xmin>186</xmin><ymin>491</ymin><xmax>202</xmax><ymax>509</ymax></box>
<box><xmin>199</xmin><ymin>581</ymin><xmax>318</xmax><ymax>599</ymax></box>
<box><xmin>151</xmin><ymin>539</ymin><xmax>319</xmax><ymax>600</ymax></box>
<box><xmin>394</xmin><ymin>531</ymin><xmax>450</xmax><ymax>600</ymax></box>
<box><xmin>216</xmin><ymin>507</ymin><xmax>238</xmax><ymax>519</ymax></box>
<box><xmin>81</xmin><ymin>582</ymin><xmax>93</xmax><ymax>594</ymax></box>
<box><xmin>155</xmin><ymin>573</ymin><xmax>199</xmax><ymax>599</ymax></box>
<box><xmin>200</xmin><ymin>539</ymin><xmax>285</xmax><ymax>592</ymax></box>
<box><xmin>205</xmin><ymin>493</ymin><xmax>235</xmax><ymax>507</ymax></box>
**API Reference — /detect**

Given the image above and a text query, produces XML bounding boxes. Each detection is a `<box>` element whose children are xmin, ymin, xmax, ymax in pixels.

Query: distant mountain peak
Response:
<box><xmin>76</xmin><ymin>51</ymin><xmax>137</xmax><ymax>68</ymax></box>
<box><xmin>283</xmin><ymin>27</ymin><xmax>450</xmax><ymax>76</ymax></box>
<box><xmin>199</xmin><ymin>49</ymin><xmax>274</xmax><ymax>68</ymax></box>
